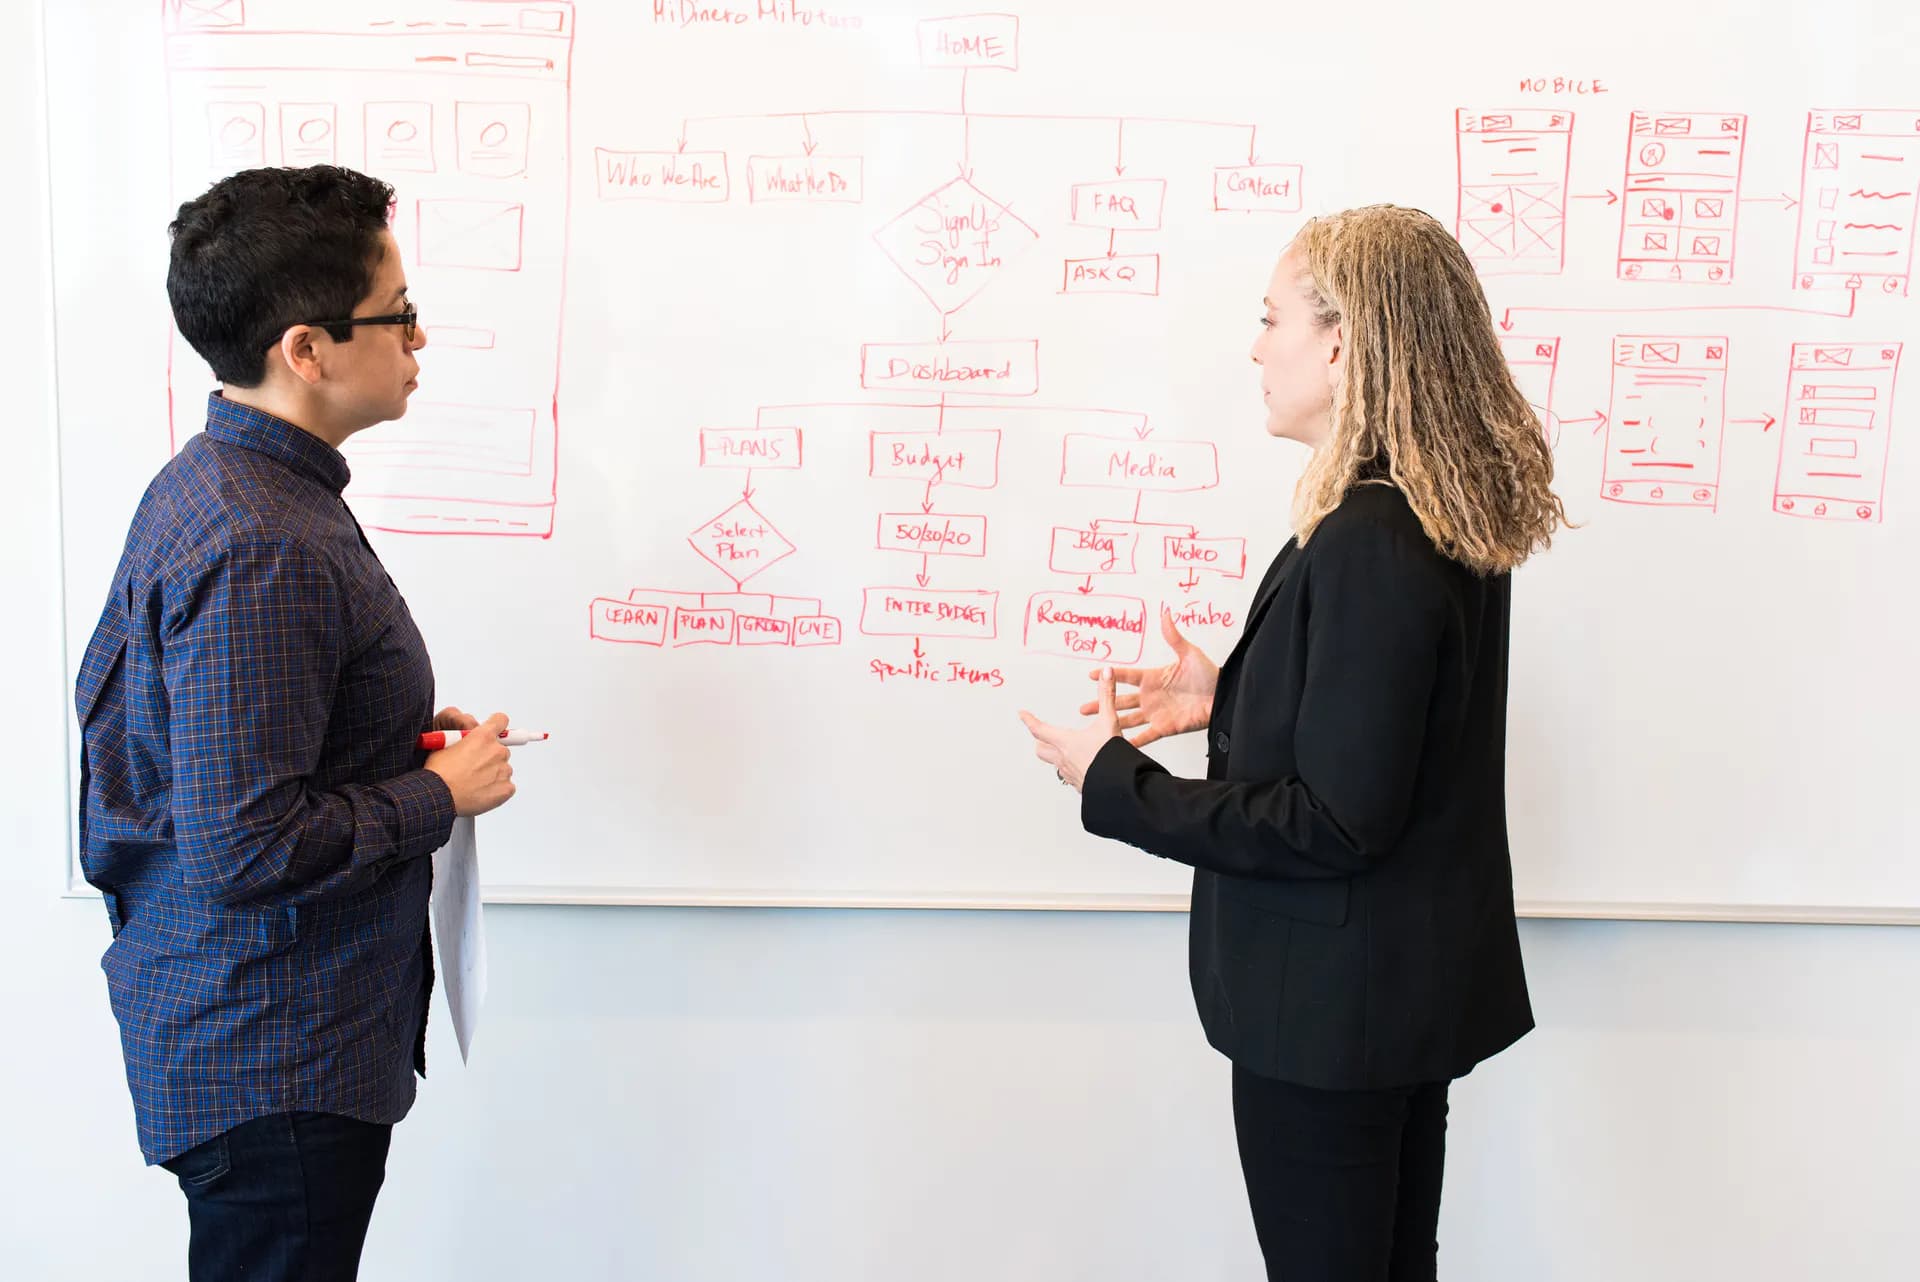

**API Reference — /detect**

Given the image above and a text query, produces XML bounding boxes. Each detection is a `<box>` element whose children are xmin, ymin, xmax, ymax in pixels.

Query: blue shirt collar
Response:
<box><xmin>202</xmin><ymin>391</ymin><xmax>351</xmax><ymax>494</ymax></box>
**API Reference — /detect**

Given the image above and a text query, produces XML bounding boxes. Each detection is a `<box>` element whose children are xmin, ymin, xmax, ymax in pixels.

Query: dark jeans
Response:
<box><xmin>1232</xmin><ymin>1066</ymin><xmax>1451</xmax><ymax>1282</ymax></box>
<box><xmin>162</xmin><ymin>1111</ymin><xmax>393</xmax><ymax>1282</ymax></box>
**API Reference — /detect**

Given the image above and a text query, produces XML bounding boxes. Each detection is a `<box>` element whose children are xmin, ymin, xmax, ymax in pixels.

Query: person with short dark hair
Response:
<box><xmin>75</xmin><ymin>164</ymin><xmax>521</xmax><ymax>1282</ymax></box>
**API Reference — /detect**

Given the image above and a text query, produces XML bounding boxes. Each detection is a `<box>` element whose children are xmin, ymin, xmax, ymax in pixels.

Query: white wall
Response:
<box><xmin>4</xmin><ymin>8</ymin><xmax>1917</xmax><ymax>1280</ymax></box>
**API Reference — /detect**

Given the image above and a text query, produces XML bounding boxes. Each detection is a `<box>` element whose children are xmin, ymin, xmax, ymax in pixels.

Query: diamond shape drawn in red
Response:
<box><xmin>873</xmin><ymin>176</ymin><xmax>1039</xmax><ymax>314</ymax></box>
<box><xmin>688</xmin><ymin>498</ymin><xmax>794</xmax><ymax>587</ymax></box>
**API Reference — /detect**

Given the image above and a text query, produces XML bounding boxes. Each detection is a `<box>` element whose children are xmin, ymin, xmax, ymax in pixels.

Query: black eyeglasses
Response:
<box><xmin>265</xmin><ymin>303</ymin><xmax>419</xmax><ymax>350</ymax></box>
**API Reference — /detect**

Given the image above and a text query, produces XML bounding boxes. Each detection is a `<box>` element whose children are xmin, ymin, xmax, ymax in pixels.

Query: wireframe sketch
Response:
<box><xmin>1456</xmin><ymin>109</ymin><xmax>1574</xmax><ymax>276</ymax></box>
<box><xmin>1617</xmin><ymin>111</ymin><xmax>1747</xmax><ymax>284</ymax></box>
<box><xmin>1775</xmin><ymin>342</ymin><xmax>1901</xmax><ymax>521</ymax></box>
<box><xmin>1602</xmin><ymin>335</ymin><xmax>1730</xmax><ymax>509</ymax></box>
<box><xmin>1794</xmin><ymin>109</ymin><xmax>1920</xmax><ymax>296</ymax></box>
<box><xmin>163</xmin><ymin>0</ymin><xmax>575</xmax><ymax>538</ymax></box>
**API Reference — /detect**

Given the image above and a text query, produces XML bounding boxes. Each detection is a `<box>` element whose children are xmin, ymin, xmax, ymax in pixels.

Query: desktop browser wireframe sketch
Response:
<box><xmin>162</xmin><ymin>0</ymin><xmax>574</xmax><ymax>538</ymax></box>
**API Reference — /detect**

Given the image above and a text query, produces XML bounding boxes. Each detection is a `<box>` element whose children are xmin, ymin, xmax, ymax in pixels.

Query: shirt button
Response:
<box><xmin>1213</xmin><ymin>731</ymin><xmax>1231</xmax><ymax>753</ymax></box>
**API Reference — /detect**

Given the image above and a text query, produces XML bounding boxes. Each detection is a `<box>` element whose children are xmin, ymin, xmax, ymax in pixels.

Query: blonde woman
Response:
<box><xmin>1020</xmin><ymin>205</ymin><xmax>1566</xmax><ymax>1280</ymax></box>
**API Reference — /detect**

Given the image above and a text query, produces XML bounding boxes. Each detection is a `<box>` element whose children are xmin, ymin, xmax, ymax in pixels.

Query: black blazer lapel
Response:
<box><xmin>1217</xmin><ymin>538</ymin><xmax>1298</xmax><ymax>678</ymax></box>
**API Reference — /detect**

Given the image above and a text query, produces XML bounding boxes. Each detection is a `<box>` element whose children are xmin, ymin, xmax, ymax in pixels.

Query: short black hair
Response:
<box><xmin>166</xmin><ymin>165</ymin><xmax>397</xmax><ymax>386</ymax></box>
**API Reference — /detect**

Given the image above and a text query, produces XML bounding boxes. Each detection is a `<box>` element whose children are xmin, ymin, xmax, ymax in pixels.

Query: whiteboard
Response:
<box><xmin>45</xmin><ymin>0</ymin><xmax>1919</xmax><ymax>920</ymax></box>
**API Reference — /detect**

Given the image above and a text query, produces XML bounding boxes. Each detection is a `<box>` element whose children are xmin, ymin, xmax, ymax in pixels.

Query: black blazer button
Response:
<box><xmin>1213</xmin><ymin>731</ymin><xmax>1231</xmax><ymax>753</ymax></box>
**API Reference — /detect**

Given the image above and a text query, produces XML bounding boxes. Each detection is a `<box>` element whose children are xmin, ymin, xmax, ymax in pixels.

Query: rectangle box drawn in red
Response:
<box><xmin>595</xmin><ymin>148</ymin><xmax>729</xmax><ymax>203</ymax></box>
<box><xmin>673</xmin><ymin>607</ymin><xmax>735</xmax><ymax>647</ymax></box>
<box><xmin>878</xmin><ymin>512</ymin><xmax>989</xmax><ymax>557</ymax></box>
<box><xmin>747</xmin><ymin>155</ymin><xmax>864</xmax><ymax>204</ymax></box>
<box><xmin>347</xmin><ymin>403</ymin><xmax>535</xmax><ymax>477</ymax></box>
<box><xmin>1164</xmin><ymin>536</ymin><xmax>1246</xmax><ymax>578</ymax></box>
<box><xmin>1793</xmin><ymin>110</ymin><xmax>1920</xmax><ymax>294</ymax></box>
<box><xmin>1061</xmin><ymin>254</ymin><xmax>1159</xmax><ymax>296</ymax></box>
<box><xmin>1214</xmin><ymin>164</ymin><xmax>1303</xmax><ymax>214</ymax></box>
<box><xmin>1775</xmin><ymin>340</ymin><xmax>1900</xmax><ymax>520</ymax></box>
<box><xmin>860</xmin><ymin>587</ymin><xmax>999</xmax><ymax>639</ymax></box>
<box><xmin>1070</xmin><ymin>179</ymin><xmax>1166</xmax><ymax>230</ymax></box>
<box><xmin>1060</xmin><ymin>434</ymin><xmax>1219</xmax><ymax>493</ymax></box>
<box><xmin>1023</xmin><ymin>592</ymin><xmax>1148</xmax><ymax>664</ymax></box>
<box><xmin>417</xmin><ymin>199</ymin><xmax>525</xmax><ymax>271</ymax></box>
<box><xmin>1600</xmin><ymin>335</ymin><xmax>1729</xmax><ymax>509</ymax></box>
<box><xmin>793</xmin><ymin>617</ymin><xmax>843</xmax><ymax>647</ymax></box>
<box><xmin>918</xmin><ymin>14</ymin><xmax>1019</xmax><ymax>69</ymax></box>
<box><xmin>1456</xmin><ymin>109</ymin><xmax>1574</xmax><ymax>276</ymax></box>
<box><xmin>457</xmin><ymin>101</ymin><xmax>532</xmax><ymax>178</ymax></box>
<box><xmin>869</xmin><ymin>429</ymin><xmax>1000</xmax><ymax>487</ymax></box>
<box><xmin>591</xmin><ymin>598</ymin><xmax>670</xmax><ymax>646</ymax></box>
<box><xmin>433</xmin><ymin>326</ymin><xmax>497</xmax><ymax>350</ymax></box>
<box><xmin>1049</xmin><ymin>526</ymin><xmax>1138</xmax><ymax>575</ymax></box>
<box><xmin>1617</xmin><ymin>110</ymin><xmax>1746</xmax><ymax>284</ymax></box>
<box><xmin>280</xmin><ymin>102</ymin><xmax>336</xmax><ymax>166</ymax></box>
<box><xmin>737</xmin><ymin>615</ymin><xmax>794</xmax><ymax>646</ymax></box>
<box><xmin>700</xmin><ymin>427</ymin><xmax>803</xmax><ymax>470</ymax></box>
<box><xmin>860</xmin><ymin>340</ymin><xmax>1038</xmax><ymax>397</ymax></box>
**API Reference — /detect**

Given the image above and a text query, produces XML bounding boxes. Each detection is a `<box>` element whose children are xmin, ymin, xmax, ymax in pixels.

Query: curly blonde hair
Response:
<box><xmin>1289</xmin><ymin>205</ymin><xmax>1568</xmax><ymax>574</ymax></box>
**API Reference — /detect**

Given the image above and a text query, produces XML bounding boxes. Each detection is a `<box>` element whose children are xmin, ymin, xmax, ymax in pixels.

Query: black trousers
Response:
<box><xmin>1232</xmin><ymin>1066</ymin><xmax>1451</xmax><ymax>1282</ymax></box>
<box><xmin>162</xmin><ymin>1111</ymin><xmax>394</xmax><ymax>1282</ymax></box>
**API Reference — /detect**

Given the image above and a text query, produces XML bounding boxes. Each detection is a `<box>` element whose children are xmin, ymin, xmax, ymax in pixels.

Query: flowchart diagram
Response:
<box><xmin>585</xmin><ymin>13</ymin><xmax>1289</xmax><ymax>670</ymax></box>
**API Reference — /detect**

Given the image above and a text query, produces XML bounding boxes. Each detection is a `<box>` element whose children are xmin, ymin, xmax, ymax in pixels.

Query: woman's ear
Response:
<box><xmin>1325</xmin><ymin>322</ymin><xmax>1346</xmax><ymax>391</ymax></box>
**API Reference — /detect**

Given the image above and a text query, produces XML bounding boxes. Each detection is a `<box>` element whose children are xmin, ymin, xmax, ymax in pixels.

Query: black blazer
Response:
<box><xmin>1083</xmin><ymin>484</ymin><xmax>1533</xmax><ymax>1089</ymax></box>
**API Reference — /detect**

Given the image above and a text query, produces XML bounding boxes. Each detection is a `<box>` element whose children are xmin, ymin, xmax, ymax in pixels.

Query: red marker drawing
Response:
<box><xmin>418</xmin><ymin>729</ymin><xmax>550</xmax><ymax>750</ymax></box>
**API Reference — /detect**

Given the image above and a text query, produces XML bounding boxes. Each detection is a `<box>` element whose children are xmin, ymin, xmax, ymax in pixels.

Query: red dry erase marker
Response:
<box><xmin>417</xmin><ymin>728</ymin><xmax>549</xmax><ymax>750</ymax></box>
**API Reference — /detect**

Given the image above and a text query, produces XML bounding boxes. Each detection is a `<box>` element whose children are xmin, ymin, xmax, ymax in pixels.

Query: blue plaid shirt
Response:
<box><xmin>75</xmin><ymin>393</ymin><xmax>456</xmax><ymax>1165</ymax></box>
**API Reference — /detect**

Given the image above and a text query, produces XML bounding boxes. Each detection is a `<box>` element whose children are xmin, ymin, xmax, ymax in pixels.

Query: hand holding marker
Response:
<box><xmin>418</xmin><ymin>727</ymin><xmax>550</xmax><ymax>749</ymax></box>
<box><xmin>420</xmin><ymin>712</ymin><xmax>539</xmax><ymax>817</ymax></box>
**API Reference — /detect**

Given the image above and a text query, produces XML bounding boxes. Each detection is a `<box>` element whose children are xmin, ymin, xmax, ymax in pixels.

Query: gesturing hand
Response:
<box><xmin>1080</xmin><ymin>607</ymin><xmax>1219</xmax><ymax>749</ymax></box>
<box><xmin>1019</xmin><ymin>668</ymin><xmax>1120</xmax><ymax>794</ymax></box>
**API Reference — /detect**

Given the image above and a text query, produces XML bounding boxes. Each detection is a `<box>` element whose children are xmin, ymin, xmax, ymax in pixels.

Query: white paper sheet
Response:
<box><xmin>429</xmin><ymin>816</ymin><xmax>487</xmax><ymax>1063</ymax></box>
